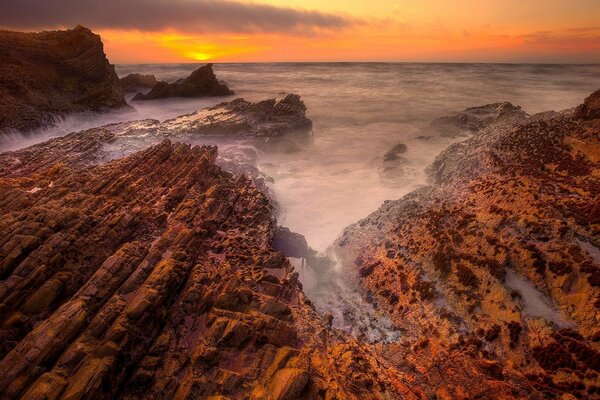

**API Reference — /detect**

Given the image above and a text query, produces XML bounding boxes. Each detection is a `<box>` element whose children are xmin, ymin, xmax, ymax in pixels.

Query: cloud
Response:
<box><xmin>0</xmin><ymin>0</ymin><xmax>355</xmax><ymax>34</ymax></box>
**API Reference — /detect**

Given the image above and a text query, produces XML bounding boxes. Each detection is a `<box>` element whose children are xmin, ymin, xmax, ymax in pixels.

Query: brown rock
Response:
<box><xmin>574</xmin><ymin>88</ymin><xmax>600</xmax><ymax>120</ymax></box>
<box><xmin>0</xmin><ymin>26</ymin><xmax>126</xmax><ymax>135</ymax></box>
<box><xmin>268</xmin><ymin>368</ymin><xmax>309</xmax><ymax>400</ymax></box>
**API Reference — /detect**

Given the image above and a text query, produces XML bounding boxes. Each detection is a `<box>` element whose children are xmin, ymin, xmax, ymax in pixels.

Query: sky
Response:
<box><xmin>1</xmin><ymin>0</ymin><xmax>599</xmax><ymax>63</ymax></box>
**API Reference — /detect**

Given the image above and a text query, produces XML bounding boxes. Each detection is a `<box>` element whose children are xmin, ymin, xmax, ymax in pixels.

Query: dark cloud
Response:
<box><xmin>0</xmin><ymin>0</ymin><xmax>355</xmax><ymax>34</ymax></box>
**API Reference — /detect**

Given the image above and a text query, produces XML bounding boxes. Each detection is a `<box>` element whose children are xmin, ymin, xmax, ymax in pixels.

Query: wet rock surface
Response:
<box><xmin>338</xmin><ymin>90</ymin><xmax>600</xmax><ymax>399</ymax></box>
<box><xmin>132</xmin><ymin>64</ymin><xmax>233</xmax><ymax>101</ymax></box>
<box><xmin>0</xmin><ymin>26</ymin><xmax>126</xmax><ymax>135</ymax></box>
<box><xmin>119</xmin><ymin>73</ymin><xmax>157</xmax><ymax>93</ymax></box>
<box><xmin>0</xmin><ymin>138</ymin><xmax>413</xmax><ymax>399</ymax></box>
<box><xmin>430</xmin><ymin>102</ymin><xmax>529</xmax><ymax>137</ymax></box>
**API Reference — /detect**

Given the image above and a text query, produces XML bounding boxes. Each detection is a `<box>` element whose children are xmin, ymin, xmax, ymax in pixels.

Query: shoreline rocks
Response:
<box><xmin>0</xmin><ymin>26</ymin><xmax>126</xmax><ymax>135</ymax></box>
<box><xmin>132</xmin><ymin>64</ymin><xmax>233</xmax><ymax>101</ymax></box>
<box><xmin>0</xmin><ymin>138</ymin><xmax>412</xmax><ymax>399</ymax></box>
<box><xmin>337</xmin><ymin>89</ymin><xmax>600</xmax><ymax>399</ymax></box>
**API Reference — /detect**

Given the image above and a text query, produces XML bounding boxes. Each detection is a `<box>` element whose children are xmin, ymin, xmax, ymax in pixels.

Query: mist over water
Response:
<box><xmin>3</xmin><ymin>63</ymin><xmax>600</xmax><ymax>337</ymax></box>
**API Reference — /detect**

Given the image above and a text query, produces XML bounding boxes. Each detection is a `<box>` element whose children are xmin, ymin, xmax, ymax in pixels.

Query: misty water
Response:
<box><xmin>2</xmin><ymin>63</ymin><xmax>599</xmax><ymax>339</ymax></box>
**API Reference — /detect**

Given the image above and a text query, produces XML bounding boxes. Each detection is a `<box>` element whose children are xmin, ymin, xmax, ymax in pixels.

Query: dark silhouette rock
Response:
<box><xmin>132</xmin><ymin>63</ymin><xmax>233</xmax><ymax>101</ymax></box>
<box><xmin>0</xmin><ymin>26</ymin><xmax>126</xmax><ymax>135</ymax></box>
<box><xmin>119</xmin><ymin>73</ymin><xmax>157</xmax><ymax>93</ymax></box>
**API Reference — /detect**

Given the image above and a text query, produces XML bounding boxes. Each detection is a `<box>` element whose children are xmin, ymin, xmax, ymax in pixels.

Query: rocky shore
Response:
<box><xmin>0</xmin><ymin>136</ymin><xmax>417</xmax><ymax>399</ymax></box>
<box><xmin>336</xmin><ymin>89</ymin><xmax>600</xmax><ymax>399</ymax></box>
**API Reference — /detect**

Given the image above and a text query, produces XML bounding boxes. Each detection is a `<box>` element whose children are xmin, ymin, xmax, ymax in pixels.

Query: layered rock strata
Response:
<box><xmin>0</xmin><ymin>26</ymin><xmax>126</xmax><ymax>135</ymax></box>
<box><xmin>0</xmin><ymin>139</ymin><xmax>416</xmax><ymax>399</ymax></box>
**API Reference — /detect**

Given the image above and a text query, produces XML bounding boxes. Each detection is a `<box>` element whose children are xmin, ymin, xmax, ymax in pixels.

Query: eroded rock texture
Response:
<box><xmin>338</xmin><ymin>90</ymin><xmax>600</xmax><ymax>398</ymax></box>
<box><xmin>0</xmin><ymin>26</ymin><xmax>126</xmax><ymax>135</ymax></box>
<box><xmin>132</xmin><ymin>64</ymin><xmax>233</xmax><ymax>101</ymax></box>
<box><xmin>0</xmin><ymin>137</ymin><xmax>423</xmax><ymax>399</ymax></box>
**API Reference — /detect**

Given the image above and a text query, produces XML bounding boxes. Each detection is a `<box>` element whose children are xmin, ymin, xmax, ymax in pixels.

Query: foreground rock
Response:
<box><xmin>119</xmin><ymin>73</ymin><xmax>157</xmax><ymax>93</ymax></box>
<box><xmin>0</xmin><ymin>26</ymin><xmax>126</xmax><ymax>135</ymax></box>
<box><xmin>0</xmin><ymin>139</ymin><xmax>418</xmax><ymax>399</ymax></box>
<box><xmin>338</xmin><ymin>89</ymin><xmax>600</xmax><ymax>398</ymax></box>
<box><xmin>133</xmin><ymin>64</ymin><xmax>233</xmax><ymax>101</ymax></box>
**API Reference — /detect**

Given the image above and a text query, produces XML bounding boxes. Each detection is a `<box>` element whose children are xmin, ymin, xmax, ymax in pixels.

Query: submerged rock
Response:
<box><xmin>132</xmin><ymin>63</ymin><xmax>233</xmax><ymax>101</ymax></box>
<box><xmin>0</xmin><ymin>26</ymin><xmax>126</xmax><ymax>135</ymax></box>
<box><xmin>119</xmin><ymin>73</ymin><xmax>157</xmax><ymax>93</ymax></box>
<box><xmin>337</xmin><ymin>89</ymin><xmax>600</xmax><ymax>399</ymax></box>
<box><xmin>383</xmin><ymin>142</ymin><xmax>407</xmax><ymax>161</ymax></box>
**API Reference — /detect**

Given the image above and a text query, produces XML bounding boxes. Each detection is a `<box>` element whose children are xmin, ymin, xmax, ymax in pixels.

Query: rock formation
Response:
<box><xmin>337</xmin><ymin>89</ymin><xmax>600</xmax><ymax>399</ymax></box>
<box><xmin>430</xmin><ymin>102</ymin><xmax>528</xmax><ymax>137</ymax></box>
<box><xmin>119</xmin><ymin>73</ymin><xmax>158</xmax><ymax>93</ymax></box>
<box><xmin>0</xmin><ymin>137</ymin><xmax>420</xmax><ymax>399</ymax></box>
<box><xmin>132</xmin><ymin>64</ymin><xmax>233</xmax><ymax>101</ymax></box>
<box><xmin>0</xmin><ymin>26</ymin><xmax>126</xmax><ymax>135</ymax></box>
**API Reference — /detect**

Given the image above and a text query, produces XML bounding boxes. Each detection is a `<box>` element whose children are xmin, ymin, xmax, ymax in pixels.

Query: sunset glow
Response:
<box><xmin>3</xmin><ymin>0</ymin><xmax>600</xmax><ymax>63</ymax></box>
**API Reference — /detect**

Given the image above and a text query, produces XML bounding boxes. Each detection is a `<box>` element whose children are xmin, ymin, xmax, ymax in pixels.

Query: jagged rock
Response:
<box><xmin>575</xmin><ymin>88</ymin><xmax>600</xmax><ymax>120</ymax></box>
<box><xmin>337</xmin><ymin>89</ymin><xmax>600</xmax><ymax>399</ymax></box>
<box><xmin>0</xmin><ymin>137</ymin><xmax>413</xmax><ymax>399</ymax></box>
<box><xmin>132</xmin><ymin>64</ymin><xmax>233</xmax><ymax>101</ymax></box>
<box><xmin>119</xmin><ymin>73</ymin><xmax>157</xmax><ymax>93</ymax></box>
<box><xmin>0</xmin><ymin>26</ymin><xmax>126</xmax><ymax>135</ymax></box>
<box><xmin>430</xmin><ymin>102</ymin><xmax>528</xmax><ymax>137</ymax></box>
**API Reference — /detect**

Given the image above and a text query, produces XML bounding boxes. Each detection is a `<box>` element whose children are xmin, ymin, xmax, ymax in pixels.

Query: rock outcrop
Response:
<box><xmin>132</xmin><ymin>64</ymin><xmax>233</xmax><ymax>101</ymax></box>
<box><xmin>0</xmin><ymin>26</ymin><xmax>126</xmax><ymax>135</ymax></box>
<box><xmin>119</xmin><ymin>73</ymin><xmax>157</xmax><ymax>93</ymax></box>
<box><xmin>0</xmin><ymin>138</ymin><xmax>415</xmax><ymax>399</ymax></box>
<box><xmin>430</xmin><ymin>102</ymin><xmax>529</xmax><ymax>137</ymax></box>
<box><xmin>15</xmin><ymin>94</ymin><xmax>311</xmax><ymax>147</ymax></box>
<box><xmin>337</xmin><ymin>90</ymin><xmax>600</xmax><ymax>399</ymax></box>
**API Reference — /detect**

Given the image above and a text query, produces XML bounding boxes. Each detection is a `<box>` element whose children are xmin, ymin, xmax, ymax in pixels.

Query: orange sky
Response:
<box><xmin>3</xmin><ymin>0</ymin><xmax>600</xmax><ymax>63</ymax></box>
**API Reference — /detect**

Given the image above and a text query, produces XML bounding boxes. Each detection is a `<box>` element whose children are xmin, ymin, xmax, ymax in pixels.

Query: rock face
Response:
<box><xmin>0</xmin><ymin>26</ymin><xmax>126</xmax><ymax>135</ymax></box>
<box><xmin>119</xmin><ymin>73</ymin><xmax>157</xmax><ymax>93</ymax></box>
<box><xmin>132</xmin><ymin>64</ymin><xmax>233</xmax><ymax>101</ymax></box>
<box><xmin>0</xmin><ymin>138</ymin><xmax>413</xmax><ymax>399</ymax></box>
<box><xmin>337</xmin><ymin>90</ymin><xmax>600</xmax><ymax>399</ymax></box>
<box><xmin>575</xmin><ymin>88</ymin><xmax>600</xmax><ymax>120</ymax></box>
